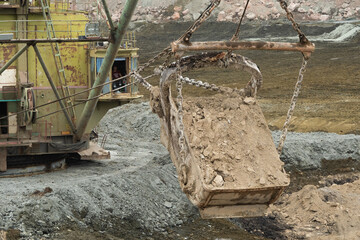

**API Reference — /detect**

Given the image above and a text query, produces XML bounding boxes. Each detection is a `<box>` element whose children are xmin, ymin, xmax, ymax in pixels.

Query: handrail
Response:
<box><xmin>29</xmin><ymin>0</ymin><xmax>93</xmax><ymax>12</ymax></box>
<box><xmin>0</xmin><ymin>19</ymin><xmax>137</xmax><ymax>48</ymax></box>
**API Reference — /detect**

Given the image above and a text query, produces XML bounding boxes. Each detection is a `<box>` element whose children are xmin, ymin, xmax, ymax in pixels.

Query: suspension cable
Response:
<box><xmin>231</xmin><ymin>0</ymin><xmax>250</xmax><ymax>41</ymax></box>
<box><xmin>138</xmin><ymin>0</ymin><xmax>221</xmax><ymax>72</ymax></box>
<box><xmin>35</xmin><ymin>72</ymin><xmax>156</xmax><ymax>120</ymax></box>
<box><xmin>36</xmin><ymin>79</ymin><xmax>139</xmax><ymax>120</ymax></box>
<box><xmin>0</xmin><ymin>73</ymin><xmax>134</xmax><ymax>122</ymax></box>
<box><xmin>0</xmin><ymin>0</ymin><xmax>222</xmax><ymax>123</ymax></box>
<box><xmin>277</xmin><ymin>0</ymin><xmax>309</xmax><ymax>45</ymax></box>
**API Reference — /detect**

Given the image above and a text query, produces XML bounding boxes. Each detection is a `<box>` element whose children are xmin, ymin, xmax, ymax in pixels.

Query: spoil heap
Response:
<box><xmin>268</xmin><ymin>179</ymin><xmax>360</xmax><ymax>239</ymax></box>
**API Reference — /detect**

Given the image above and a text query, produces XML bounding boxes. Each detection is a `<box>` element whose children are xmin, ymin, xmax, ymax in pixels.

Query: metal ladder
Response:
<box><xmin>40</xmin><ymin>0</ymin><xmax>76</xmax><ymax>120</ymax></box>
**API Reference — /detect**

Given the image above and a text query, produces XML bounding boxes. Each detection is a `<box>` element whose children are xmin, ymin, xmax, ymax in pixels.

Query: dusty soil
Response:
<box><xmin>0</xmin><ymin>102</ymin><xmax>272</xmax><ymax>240</ymax></box>
<box><xmin>137</xmin><ymin>21</ymin><xmax>360</xmax><ymax>134</ymax></box>
<box><xmin>268</xmin><ymin>179</ymin><xmax>360</xmax><ymax>239</ymax></box>
<box><xmin>0</xmin><ymin>102</ymin><xmax>360</xmax><ymax>239</ymax></box>
<box><xmin>235</xmin><ymin>160</ymin><xmax>360</xmax><ymax>240</ymax></box>
<box><xmin>1</xmin><ymin>20</ymin><xmax>360</xmax><ymax>240</ymax></box>
<box><xmin>183</xmin><ymin>96</ymin><xmax>289</xmax><ymax>189</ymax></box>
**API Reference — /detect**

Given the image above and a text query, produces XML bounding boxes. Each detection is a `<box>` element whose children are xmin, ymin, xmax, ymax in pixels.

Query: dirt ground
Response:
<box><xmin>1</xmin><ymin>103</ymin><xmax>360</xmax><ymax>240</ymax></box>
<box><xmin>137</xmin><ymin>21</ymin><xmax>360</xmax><ymax>134</ymax></box>
<box><xmin>1</xmin><ymin>20</ymin><xmax>360</xmax><ymax>240</ymax></box>
<box><xmin>135</xmin><ymin>20</ymin><xmax>360</xmax><ymax>239</ymax></box>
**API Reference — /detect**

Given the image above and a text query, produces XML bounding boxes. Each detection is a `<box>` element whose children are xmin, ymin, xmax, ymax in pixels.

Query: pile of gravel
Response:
<box><xmin>273</xmin><ymin>131</ymin><xmax>360</xmax><ymax>169</ymax></box>
<box><xmin>0</xmin><ymin>102</ymin><xmax>196</xmax><ymax>239</ymax></box>
<box><xmin>1</xmin><ymin>102</ymin><xmax>359</xmax><ymax>238</ymax></box>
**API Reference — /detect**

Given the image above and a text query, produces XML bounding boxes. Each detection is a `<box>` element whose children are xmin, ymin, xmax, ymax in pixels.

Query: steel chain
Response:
<box><xmin>133</xmin><ymin>72</ymin><xmax>156</xmax><ymax>90</ymax></box>
<box><xmin>275</xmin><ymin>0</ymin><xmax>311</xmax><ymax>154</ymax></box>
<box><xmin>137</xmin><ymin>47</ymin><xmax>172</xmax><ymax>73</ymax></box>
<box><xmin>137</xmin><ymin>0</ymin><xmax>311</xmax><ymax>162</ymax></box>
<box><xmin>179</xmin><ymin>0</ymin><xmax>221</xmax><ymax>43</ymax></box>
<box><xmin>176</xmin><ymin>59</ymin><xmax>186</xmax><ymax>163</ymax></box>
<box><xmin>277</xmin><ymin>57</ymin><xmax>308</xmax><ymax>154</ymax></box>
<box><xmin>138</xmin><ymin>0</ymin><xmax>221</xmax><ymax>74</ymax></box>
<box><xmin>136</xmin><ymin>0</ymin><xmax>311</xmax><ymax>165</ymax></box>
<box><xmin>179</xmin><ymin>76</ymin><xmax>246</xmax><ymax>96</ymax></box>
<box><xmin>156</xmin><ymin>51</ymin><xmax>175</xmax><ymax>73</ymax></box>
<box><xmin>175</xmin><ymin>58</ymin><xmax>189</xmax><ymax>184</ymax></box>
<box><xmin>136</xmin><ymin>0</ymin><xmax>222</xmax><ymax>89</ymax></box>
<box><xmin>160</xmin><ymin>0</ymin><xmax>221</xmax><ymax>177</ymax></box>
<box><xmin>277</xmin><ymin>0</ymin><xmax>309</xmax><ymax>44</ymax></box>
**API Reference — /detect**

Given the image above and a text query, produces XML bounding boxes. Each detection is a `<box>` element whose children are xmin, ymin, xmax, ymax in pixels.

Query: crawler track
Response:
<box><xmin>0</xmin><ymin>154</ymin><xmax>67</xmax><ymax>177</ymax></box>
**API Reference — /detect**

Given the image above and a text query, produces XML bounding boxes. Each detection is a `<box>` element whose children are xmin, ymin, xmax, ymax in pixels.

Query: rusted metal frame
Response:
<box><xmin>0</xmin><ymin>148</ymin><xmax>6</xmax><ymax>172</ymax></box>
<box><xmin>0</xmin><ymin>37</ymin><xmax>109</xmax><ymax>44</ymax></box>
<box><xmin>100</xmin><ymin>0</ymin><xmax>115</xmax><ymax>31</ymax></box>
<box><xmin>36</xmin><ymin>80</ymin><xmax>140</xmax><ymax>120</ymax></box>
<box><xmin>171</xmin><ymin>41</ymin><xmax>315</xmax><ymax>56</ymax></box>
<box><xmin>0</xmin><ymin>43</ymin><xmax>31</xmax><ymax>75</ymax></box>
<box><xmin>40</xmin><ymin>0</ymin><xmax>74</xmax><ymax>122</ymax></box>
<box><xmin>0</xmin><ymin>73</ymin><xmax>133</xmax><ymax>123</ymax></box>
<box><xmin>32</xmin><ymin>44</ymin><xmax>77</xmax><ymax>134</ymax></box>
<box><xmin>75</xmin><ymin>0</ymin><xmax>139</xmax><ymax>140</ymax></box>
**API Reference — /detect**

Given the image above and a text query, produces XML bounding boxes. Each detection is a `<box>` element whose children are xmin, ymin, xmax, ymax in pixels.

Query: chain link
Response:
<box><xmin>155</xmin><ymin>51</ymin><xmax>175</xmax><ymax>73</ymax></box>
<box><xmin>136</xmin><ymin>0</ymin><xmax>222</xmax><ymax>90</ymax></box>
<box><xmin>179</xmin><ymin>0</ymin><xmax>221</xmax><ymax>43</ymax></box>
<box><xmin>277</xmin><ymin>57</ymin><xmax>308</xmax><ymax>154</ymax></box>
<box><xmin>176</xmin><ymin>59</ymin><xmax>186</xmax><ymax>164</ymax></box>
<box><xmin>277</xmin><ymin>0</ymin><xmax>309</xmax><ymax>44</ymax></box>
<box><xmin>137</xmin><ymin>47</ymin><xmax>172</xmax><ymax>73</ymax></box>
<box><xmin>133</xmin><ymin>72</ymin><xmax>156</xmax><ymax>90</ymax></box>
<box><xmin>141</xmin><ymin>0</ymin><xmax>310</xmax><ymax>159</ymax></box>
<box><xmin>179</xmin><ymin>76</ymin><xmax>246</xmax><ymax>96</ymax></box>
<box><xmin>148</xmin><ymin>0</ymin><xmax>222</xmax><ymax>176</ymax></box>
<box><xmin>275</xmin><ymin>0</ymin><xmax>311</xmax><ymax>154</ymax></box>
<box><xmin>138</xmin><ymin>0</ymin><xmax>221</xmax><ymax>75</ymax></box>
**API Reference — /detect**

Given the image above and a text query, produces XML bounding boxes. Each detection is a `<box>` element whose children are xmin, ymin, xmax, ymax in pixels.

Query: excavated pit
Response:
<box><xmin>0</xmin><ymin>19</ymin><xmax>359</xmax><ymax>239</ymax></box>
<box><xmin>0</xmin><ymin>102</ymin><xmax>359</xmax><ymax>240</ymax></box>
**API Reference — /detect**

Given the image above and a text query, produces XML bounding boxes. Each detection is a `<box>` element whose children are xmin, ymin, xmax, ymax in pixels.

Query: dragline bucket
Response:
<box><xmin>150</xmin><ymin>52</ymin><xmax>290</xmax><ymax>218</ymax></box>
